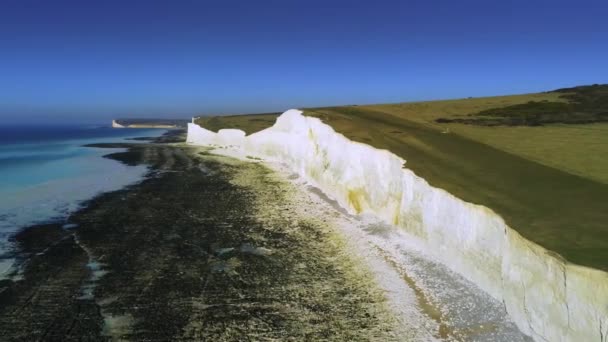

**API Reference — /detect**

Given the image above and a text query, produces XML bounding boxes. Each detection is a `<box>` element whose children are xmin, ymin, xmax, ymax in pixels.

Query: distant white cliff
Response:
<box><xmin>187</xmin><ymin>109</ymin><xmax>608</xmax><ymax>342</ymax></box>
<box><xmin>112</xmin><ymin>120</ymin><xmax>126</xmax><ymax>128</ymax></box>
<box><xmin>112</xmin><ymin>119</ymin><xmax>177</xmax><ymax>129</ymax></box>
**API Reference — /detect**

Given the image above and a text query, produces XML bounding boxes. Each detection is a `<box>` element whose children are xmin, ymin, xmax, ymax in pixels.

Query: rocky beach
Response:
<box><xmin>0</xmin><ymin>132</ymin><xmax>401</xmax><ymax>341</ymax></box>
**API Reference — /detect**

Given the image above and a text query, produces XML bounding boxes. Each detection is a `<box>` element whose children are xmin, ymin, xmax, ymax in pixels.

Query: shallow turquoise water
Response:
<box><xmin>0</xmin><ymin>125</ymin><xmax>166</xmax><ymax>274</ymax></box>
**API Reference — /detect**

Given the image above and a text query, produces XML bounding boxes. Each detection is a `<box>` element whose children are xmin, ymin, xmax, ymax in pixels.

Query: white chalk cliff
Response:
<box><xmin>112</xmin><ymin>120</ymin><xmax>126</xmax><ymax>128</ymax></box>
<box><xmin>187</xmin><ymin>109</ymin><xmax>608</xmax><ymax>342</ymax></box>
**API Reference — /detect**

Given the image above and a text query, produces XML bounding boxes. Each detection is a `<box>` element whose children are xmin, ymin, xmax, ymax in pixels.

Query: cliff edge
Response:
<box><xmin>186</xmin><ymin>109</ymin><xmax>608</xmax><ymax>342</ymax></box>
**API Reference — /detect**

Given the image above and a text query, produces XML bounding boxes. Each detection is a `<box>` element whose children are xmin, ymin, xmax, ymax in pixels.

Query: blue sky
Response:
<box><xmin>0</xmin><ymin>0</ymin><xmax>606</xmax><ymax>123</ymax></box>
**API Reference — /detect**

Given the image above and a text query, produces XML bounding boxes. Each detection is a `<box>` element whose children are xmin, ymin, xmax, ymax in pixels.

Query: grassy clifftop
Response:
<box><xmin>436</xmin><ymin>84</ymin><xmax>608</xmax><ymax>126</ymax></box>
<box><xmin>303</xmin><ymin>106</ymin><xmax>608</xmax><ymax>271</ymax></box>
<box><xmin>193</xmin><ymin>85</ymin><xmax>608</xmax><ymax>271</ymax></box>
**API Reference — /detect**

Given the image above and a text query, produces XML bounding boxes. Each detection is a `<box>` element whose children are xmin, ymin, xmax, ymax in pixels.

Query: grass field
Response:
<box><xmin>361</xmin><ymin>90</ymin><xmax>608</xmax><ymax>185</ymax></box>
<box><xmin>450</xmin><ymin>123</ymin><xmax>608</xmax><ymax>184</ymax></box>
<box><xmin>362</xmin><ymin>92</ymin><xmax>565</xmax><ymax>127</ymax></box>
<box><xmin>194</xmin><ymin>89</ymin><xmax>608</xmax><ymax>271</ymax></box>
<box><xmin>436</xmin><ymin>84</ymin><xmax>608</xmax><ymax>126</ymax></box>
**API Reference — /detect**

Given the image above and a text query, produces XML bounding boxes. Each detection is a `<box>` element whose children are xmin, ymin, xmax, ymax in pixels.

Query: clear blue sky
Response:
<box><xmin>1</xmin><ymin>0</ymin><xmax>606</xmax><ymax>123</ymax></box>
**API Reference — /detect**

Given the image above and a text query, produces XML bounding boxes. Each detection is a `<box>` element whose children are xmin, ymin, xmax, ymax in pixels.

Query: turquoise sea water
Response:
<box><xmin>0</xmin><ymin>125</ymin><xmax>166</xmax><ymax>276</ymax></box>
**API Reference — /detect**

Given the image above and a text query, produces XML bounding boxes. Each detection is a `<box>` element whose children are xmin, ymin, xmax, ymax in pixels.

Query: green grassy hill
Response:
<box><xmin>436</xmin><ymin>84</ymin><xmax>608</xmax><ymax>126</ymax></box>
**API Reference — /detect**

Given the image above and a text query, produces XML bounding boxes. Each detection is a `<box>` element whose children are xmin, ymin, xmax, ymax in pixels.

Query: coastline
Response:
<box><xmin>0</xmin><ymin>127</ymin><xmax>172</xmax><ymax>277</ymax></box>
<box><xmin>0</xmin><ymin>129</ymin><xmax>184</xmax><ymax>275</ymax></box>
<box><xmin>0</xmin><ymin>131</ymin><xmax>403</xmax><ymax>340</ymax></box>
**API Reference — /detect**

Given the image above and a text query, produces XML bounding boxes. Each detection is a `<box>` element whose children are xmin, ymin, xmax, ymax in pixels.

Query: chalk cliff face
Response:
<box><xmin>112</xmin><ymin>120</ymin><xmax>126</xmax><ymax>128</ymax></box>
<box><xmin>187</xmin><ymin>109</ymin><xmax>608</xmax><ymax>342</ymax></box>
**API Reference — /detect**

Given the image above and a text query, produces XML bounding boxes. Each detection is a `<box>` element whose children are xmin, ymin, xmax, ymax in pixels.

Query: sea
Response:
<box><xmin>0</xmin><ymin>124</ymin><xmax>166</xmax><ymax>276</ymax></box>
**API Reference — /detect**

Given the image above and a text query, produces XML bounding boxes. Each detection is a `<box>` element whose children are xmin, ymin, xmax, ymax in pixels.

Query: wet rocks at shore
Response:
<box><xmin>0</xmin><ymin>136</ymin><xmax>397</xmax><ymax>340</ymax></box>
